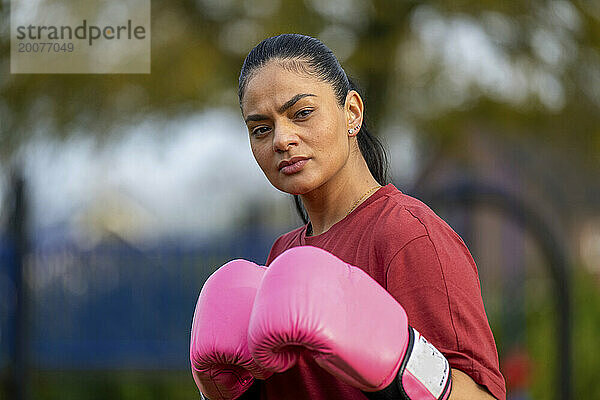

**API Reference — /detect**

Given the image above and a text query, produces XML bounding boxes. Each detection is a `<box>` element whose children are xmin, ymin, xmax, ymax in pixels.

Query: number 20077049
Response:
<box><xmin>18</xmin><ymin>42</ymin><xmax>74</xmax><ymax>53</ymax></box>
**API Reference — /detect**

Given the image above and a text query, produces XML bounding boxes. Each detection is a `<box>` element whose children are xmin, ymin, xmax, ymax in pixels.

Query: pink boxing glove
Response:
<box><xmin>248</xmin><ymin>246</ymin><xmax>452</xmax><ymax>400</ymax></box>
<box><xmin>190</xmin><ymin>260</ymin><xmax>271</xmax><ymax>400</ymax></box>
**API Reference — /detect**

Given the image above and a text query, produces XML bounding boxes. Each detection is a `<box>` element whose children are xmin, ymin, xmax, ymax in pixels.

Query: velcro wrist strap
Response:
<box><xmin>364</xmin><ymin>327</ymin><xmax>452</xmax><ymax>400</ymax></box>
<box><xmin>400</xmin><ymin>326</ymin><xmax>452</xmax><ymax>399</ymax></box>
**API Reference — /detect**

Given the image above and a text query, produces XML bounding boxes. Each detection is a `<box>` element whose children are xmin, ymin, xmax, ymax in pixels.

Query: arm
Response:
<box><xmin>385</xmin><ymin>232</ymin><xmax>505</xmax><ymax>400</ymax></box>
<box><xmin>385</xmin><ymin>233</ymin><xmax>506</xmax><ymax>400</ymax></box>
<box><xmin>450</xmin><ymin>369</ymin><xmax>496</xmax><ymax>400</ymax></box>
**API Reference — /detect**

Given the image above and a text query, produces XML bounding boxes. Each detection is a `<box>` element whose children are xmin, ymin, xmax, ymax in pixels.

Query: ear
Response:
<box><xmin>344</xmin><ymin>90</ymin><xmax>364</xmax><ymax>137</ymax></box>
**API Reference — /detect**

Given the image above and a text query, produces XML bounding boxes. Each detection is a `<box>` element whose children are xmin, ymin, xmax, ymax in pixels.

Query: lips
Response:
<box><xmin>278</xmin><ymin>156</ymin><xmax>310</xmax><ymax>175</ymax></box>
<box><xmin>278</xmin><ymin>156</ymin><xmax>309</xmax><ymax>170</ymax></box>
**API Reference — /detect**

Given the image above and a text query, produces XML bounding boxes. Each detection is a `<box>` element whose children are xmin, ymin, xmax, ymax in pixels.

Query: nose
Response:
<box><xmin>272</xmin><ymin>125</ymin><xmax>299</xmax><ymax>153</ymax></box>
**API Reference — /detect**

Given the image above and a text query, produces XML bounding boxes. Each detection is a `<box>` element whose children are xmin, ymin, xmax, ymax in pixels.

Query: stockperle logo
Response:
<box><xmin>11</xmin><ymin>0</ymin><xmax>151</xmax><ymax>74</ymax></box>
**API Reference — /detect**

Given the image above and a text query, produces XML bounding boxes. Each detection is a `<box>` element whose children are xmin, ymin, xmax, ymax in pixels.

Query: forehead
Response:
<box><xmin>241</xmin><ymin>61</ymin><xmax>335</xmax><ymax>114</ymax></box>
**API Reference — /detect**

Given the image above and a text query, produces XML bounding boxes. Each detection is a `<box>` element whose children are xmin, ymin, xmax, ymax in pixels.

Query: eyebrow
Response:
<box><xmin>244</xmin><ymin>93</ymin><xmax>317</xmax><ymax>123</ymax></box>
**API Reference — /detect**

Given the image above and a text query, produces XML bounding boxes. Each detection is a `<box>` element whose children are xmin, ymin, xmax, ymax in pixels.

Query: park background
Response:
<box><xmin>1</xmin><ymin>0</ymin><xmax>600</xmax><ymax>399</ymax></box>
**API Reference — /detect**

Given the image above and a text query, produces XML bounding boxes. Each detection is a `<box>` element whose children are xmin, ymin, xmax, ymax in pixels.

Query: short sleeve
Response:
<box><xmin>385</xmin><ymin>235</ymin><xmax>506</xmax><ymax>400</ymax></box>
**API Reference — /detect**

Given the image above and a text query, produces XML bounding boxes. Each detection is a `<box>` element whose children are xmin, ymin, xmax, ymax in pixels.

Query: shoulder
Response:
<box><xmin>373</xmin><ymin>189</ymin><xmax>455</xmax><ymax>251</ymax></box>
<box><xmin>266</xmin><ymin>225</ymin><xmax>305</xmax><ymax>266</ymax></box>
<box><xmin>373</xmin><ymin>189</ymin><xmax>476</xmax><ymax>274</ymax></box>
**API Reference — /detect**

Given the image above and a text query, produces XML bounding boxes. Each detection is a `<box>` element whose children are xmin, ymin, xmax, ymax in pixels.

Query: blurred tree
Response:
<box><xmin>1</xmin><ymin>0</ymin><xmax>597</xmax><ymax>164</ymax></box>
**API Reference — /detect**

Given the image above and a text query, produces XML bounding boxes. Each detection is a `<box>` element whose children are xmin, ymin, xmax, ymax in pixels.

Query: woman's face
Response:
<box><xmin>240</xmin><ymin>61</ymin><xmax>352</xmax><ymax>195</ymax></box>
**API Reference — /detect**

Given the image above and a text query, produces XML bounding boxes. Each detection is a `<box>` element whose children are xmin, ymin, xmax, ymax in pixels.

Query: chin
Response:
<box><xmin>272</xmin><ymin>176</ymin><xmax>316</xmax><ymax>196</ymax></box>
<box><xmin>277</xmin><ymin>184</ymin><xmax>309</xmax><ymax>196</ymax></box>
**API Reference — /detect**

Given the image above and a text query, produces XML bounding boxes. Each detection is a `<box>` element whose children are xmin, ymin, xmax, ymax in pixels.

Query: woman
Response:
<box><xmin>191</xmin><ymin>34</ymin><xmax>506</xmax><ymax>400</ymax></box>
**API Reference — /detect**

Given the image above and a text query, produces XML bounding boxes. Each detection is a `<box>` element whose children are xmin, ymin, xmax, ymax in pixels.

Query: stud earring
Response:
<box><xmin>348</xmin><ymin>125</ymin><xmax>360</xmax><ymax>134</ymax></box>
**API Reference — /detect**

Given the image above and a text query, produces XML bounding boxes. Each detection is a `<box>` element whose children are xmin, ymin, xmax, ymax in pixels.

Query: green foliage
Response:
<box><xmin>571</xmin><ymin>264</ymin><xmax>600</xmax><ymax>399</ymax></box>
<box><xmin>501</xmin><ymin>263</ymin><xmax>600</xmax><ymax>399</ymax></box>
<box><xmin>525</xmin><ymin>271</ymin><xmax>556</xmax><ymax>400</ymax></box>
<box><xmin>30</xmin><ymin>370</ymin><xmax>197</xmax><ymax>400</ymax></box>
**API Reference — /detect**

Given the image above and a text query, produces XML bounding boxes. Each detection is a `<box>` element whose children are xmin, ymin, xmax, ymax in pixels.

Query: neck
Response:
<box><xmin>301</xmin><ymin>150</ymin><xmax>380</xmax><ymax>237</ymax></box>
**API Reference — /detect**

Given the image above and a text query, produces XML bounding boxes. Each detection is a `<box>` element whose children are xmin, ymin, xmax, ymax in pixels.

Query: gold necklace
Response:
<box><xmin>345</xmin><ymin>185</ymin><xmax>381</xmax><ymax>217</ymax></box>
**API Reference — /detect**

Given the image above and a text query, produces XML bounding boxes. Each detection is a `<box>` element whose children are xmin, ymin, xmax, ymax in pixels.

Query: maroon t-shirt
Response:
<box><xmin>259</xmin><ymin>184</ymin><xmax>506</xmax><ymax>400</ymax></box>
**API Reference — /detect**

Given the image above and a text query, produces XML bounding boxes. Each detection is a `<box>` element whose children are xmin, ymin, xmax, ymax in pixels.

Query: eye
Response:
<box><xmin>295</xmin><ymin>108</ymin><xmax>313</xmax><ymax>119</ymax></box>
<box><xmin>251</xmin><ymin>126</ymin><xmax>271</xmax><ymax>137</ymax></box>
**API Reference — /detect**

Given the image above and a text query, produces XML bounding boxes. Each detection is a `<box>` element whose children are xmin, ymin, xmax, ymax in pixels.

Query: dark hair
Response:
<box><xmin>238</xmin><ymin>33</ymin><xmax>389</xmax><ymax>224</ymax></box>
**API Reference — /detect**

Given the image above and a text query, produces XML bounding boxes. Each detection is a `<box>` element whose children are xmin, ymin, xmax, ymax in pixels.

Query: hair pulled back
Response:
<box><xmin>238</xmin><ymin>33</ymin><xmax>389</xmax><ymax>224</ymax></box>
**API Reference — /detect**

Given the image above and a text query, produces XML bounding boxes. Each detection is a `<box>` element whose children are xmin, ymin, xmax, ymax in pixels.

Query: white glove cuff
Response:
<box><xmin>398</xmin><ymin>326</ymin><xmax>452</xmax><ymax>400</ymax></box>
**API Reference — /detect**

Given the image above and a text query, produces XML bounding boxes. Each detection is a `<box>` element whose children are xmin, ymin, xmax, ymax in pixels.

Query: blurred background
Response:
<box><xmin>1</xmin><ymin>0</ymin><xmax>599</xmax><ymax>399</ymax></box>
